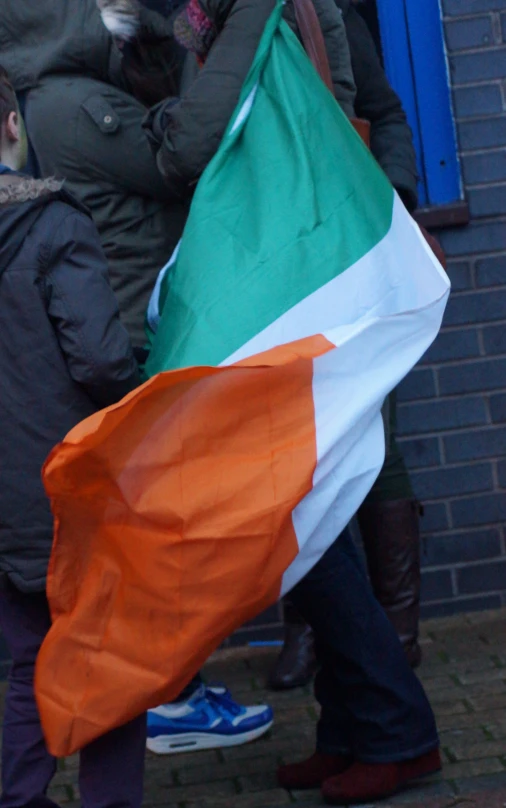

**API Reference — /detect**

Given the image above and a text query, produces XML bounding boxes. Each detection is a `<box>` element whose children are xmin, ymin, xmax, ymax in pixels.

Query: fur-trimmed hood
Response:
<box><xmin>0</xmin><ymin>174</ymin><xmax>85</xmax><ymax>271</ymax></box>
<box><xmin>0</xmin><ymin>175</ymin><xmax>64</xmax><ymax>207</ymax></box>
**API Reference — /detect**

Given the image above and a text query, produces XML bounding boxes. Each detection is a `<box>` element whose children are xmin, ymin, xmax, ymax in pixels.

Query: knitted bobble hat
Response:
<box><xmin>173</xmin><ymin>0</ymin><xmax>217</xmax><ymax>64</ymax></box>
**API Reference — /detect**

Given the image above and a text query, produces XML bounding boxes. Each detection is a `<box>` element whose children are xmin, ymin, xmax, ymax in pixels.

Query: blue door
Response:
<box><xmin>370</xmin><ymin>0</ymin><xmax>462</xmax><ymax>206</ymax></box>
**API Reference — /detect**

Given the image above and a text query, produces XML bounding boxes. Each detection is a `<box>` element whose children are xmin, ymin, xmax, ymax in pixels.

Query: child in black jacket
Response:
<box><xmin>0</xmin><ymin>65</ymin><xmax>146</xmax><ymax>808</ymax></box>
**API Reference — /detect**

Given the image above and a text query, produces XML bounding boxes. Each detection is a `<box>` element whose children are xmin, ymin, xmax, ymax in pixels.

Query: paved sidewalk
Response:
<box><xmin>8</xmin><ymin>607</ymin><xmax>506</xmax><ymax>807</ymax></box>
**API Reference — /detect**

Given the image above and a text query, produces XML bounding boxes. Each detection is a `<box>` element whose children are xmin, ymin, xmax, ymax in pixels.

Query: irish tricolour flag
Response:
<box><xmin>36</xmin><ymin>1</ymin><xmax>450</xmax><ymax>757</ymax></box>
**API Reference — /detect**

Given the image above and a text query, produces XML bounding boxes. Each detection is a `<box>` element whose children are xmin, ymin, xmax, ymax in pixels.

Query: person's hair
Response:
<box><xmin>0</xmin><ymin>65</ymin><xmax>17</xmax><ymax>127</ymax></box>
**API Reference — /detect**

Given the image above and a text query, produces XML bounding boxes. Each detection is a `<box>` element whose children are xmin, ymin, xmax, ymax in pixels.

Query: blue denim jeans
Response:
<box><xmin>289</xmin><ymin>528</ymin><xmax>439</xmax><ymax>763</ymax></box>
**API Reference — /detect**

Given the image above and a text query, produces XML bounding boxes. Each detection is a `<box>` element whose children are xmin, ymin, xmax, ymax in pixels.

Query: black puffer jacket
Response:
<box><xmin>0</xmin><ymin>174</ymin><xmax>140</xmax><ymax>593</ymax></box>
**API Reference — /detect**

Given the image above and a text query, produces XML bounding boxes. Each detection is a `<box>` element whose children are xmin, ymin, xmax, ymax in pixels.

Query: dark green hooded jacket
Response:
<box><xmin>144</xmin><ymin>0</ymin><xmax>417</xmax><ymax>210</ymax></box>
<box><xmin>1</xmin><ymin>0</ymin><xmax>186</xmax><ymax>346</ymax></box>
<box><xmin>145</xmin><ymin>0</ymin><xmax>357</xmax><ymax>197</ymax></box>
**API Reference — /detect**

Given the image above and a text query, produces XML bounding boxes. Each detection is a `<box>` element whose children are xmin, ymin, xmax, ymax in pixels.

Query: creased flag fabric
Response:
<box><xmin>35</xmin><ymin>2</ymin><xmax>450</xmax><ymax>758</ymax></box>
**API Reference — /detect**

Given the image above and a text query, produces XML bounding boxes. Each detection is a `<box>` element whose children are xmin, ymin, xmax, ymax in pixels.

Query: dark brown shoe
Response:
<box><xmin>278</xmin><ymin>752</ymin><xmax>353</xmax><ymax>790</ymax></box>
<box><xmin>321</xmin><ymin>748</ymin><xmax>442</xmax><ymax>805</ymax></box>
<box><xmin>268</xmin><ymin>604</ymin><xmax>318</xmax><ymax>690</ymax></box>
<box><xmin>358</xmin><ymin>499</ymin><xmax>423</xmax><ymax>668</ymax></box>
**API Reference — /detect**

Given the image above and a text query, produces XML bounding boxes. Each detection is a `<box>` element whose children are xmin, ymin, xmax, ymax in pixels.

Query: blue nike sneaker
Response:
<box><xmin>146</xmin><ymin>685</ymin><xmax>274</xmax><ymax>754</ymax></box>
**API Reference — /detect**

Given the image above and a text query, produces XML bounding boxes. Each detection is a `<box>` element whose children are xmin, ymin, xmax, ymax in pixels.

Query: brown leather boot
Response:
<box><xmin>268</xmin><ymin>601</ymin><xmax>318</xmax><ymax>690</ymax></box>
<box><xmin>358</xmin><ymin>499</ymin><xmax>422</xmax><ymax>668</ymax></box>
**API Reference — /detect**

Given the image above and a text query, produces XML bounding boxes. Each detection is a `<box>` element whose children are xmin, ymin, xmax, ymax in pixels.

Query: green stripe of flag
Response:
<box><xmin>146</xmin><ymin>3</ymin><xmax>394</xmax><ymax>376</ymax></box>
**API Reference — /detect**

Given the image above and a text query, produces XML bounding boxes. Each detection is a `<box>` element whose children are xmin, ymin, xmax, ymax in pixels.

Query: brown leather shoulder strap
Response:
<box><xmin>292</xmin><ymin>0</ymin><xmax>334</xmax><ymax>93</ymax></box>
<box><xmin>352</xmin><ymin>118</ymin><xmax>371</xmax><ymax>147</ymax></box>
<box><xmin>291</xmin><ymin>0</ymin><xmax>371</xmax><ymax>147</ymax></box>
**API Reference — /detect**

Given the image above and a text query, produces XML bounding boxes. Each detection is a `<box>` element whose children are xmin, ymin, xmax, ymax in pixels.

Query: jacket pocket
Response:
<box><xmin>81</xmin><ymin>95</ymin><xmax>121</xmax><ymax>134</ymax></box>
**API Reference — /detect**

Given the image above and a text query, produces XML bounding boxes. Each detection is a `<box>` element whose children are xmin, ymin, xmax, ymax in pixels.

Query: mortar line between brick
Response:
<box><xmin>422</xmin><ymin>489</ymin><xmax>503</xmax><ymax>504</ymax></box>
<box><xmin>463</xmin><ymin>179</ymin><xmax>506</xmax><ymax>190</ymax></box>
<box><xmin>457</xmin><ymin>107</ymin><xmax>506</xmax><ymax>124</ymax></box>
<box><xmin>450</xmin><ymin>567</ymin><xmax>459</xmax><ymax>597</ymax></box>
<box><xmin>398</xmin><ymin>392</ymin><xmax>503</xmax><ymax>410</ymax></box>
<box><xmin>434</xmin><ymin>366</ymin><xmax>441</xmax><ymax>398</ymax></box>
<box><xmin>446</xmin><ymin>500</ymin><xmax>454</xmax><ymax>531</ymax></box>
<box><xmin>421</xmin><ymin>589</ymin><xmax>506</xmax><ymax>607</ymax></box>
<box><xmin>492</xmin><ymin>11</ymin><xmax>503</xmax><ymax>45</ymax></box>
<box><xmin>500</xmin><ymin>525</ymin><xmax>506</xmax><ymax>557</ymax></box>
<box><xmin>445</xmin><ymin>43</ymin><xmax>502</xmax><ymax>56</ymax></box>
<box><xmin>453</xmin><ymin>77</ymin><xmax>503</xmax><ymax>89</ymax></box>
<box><xmin>438</xmin><ymin>435</ymin><xmax>447</xmax><ymax>465</ymax></box>
<box><xmin>420</xmin><ymin>524</ymin><xmax>503</xmax><ymax>539</ymax></box>
<box><xmin>443</xmin><ymin>12</ymin><xmax>502</xmax><ymax>24</ymax></box>
<box><xmin>477</xmin><ymin>327</ymin><xmax>486</xmax><ymax>356</ymax></box>
<box><xmin>399</xmin><ymin>423</ymin><xmax>506</xmax><ymax>441</ymax></box>
<box><xmin>423</xmin><ymin>555</ymin><xmax>505</xmax><ymax>573</ymax></box>
<box><xmin>491</xmin><ymin>459</ymin><xmax>500</xmax><ymax>490</ymax></box>
<box><xmin>460</xmin><ymin>146</ymin><xmax>506</xmax><ymax>157</ymax></box>
<box><xmin>483</xmin><ymin>394</ymin><xmax>493</xmax><ymax>425</ymax></box>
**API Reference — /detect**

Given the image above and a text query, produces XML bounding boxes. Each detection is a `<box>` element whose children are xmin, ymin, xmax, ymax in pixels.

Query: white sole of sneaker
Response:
<box><xmin>146</xmin><ymin>720</ymin><xmax>273</xmax><ymax>755</ymax></box>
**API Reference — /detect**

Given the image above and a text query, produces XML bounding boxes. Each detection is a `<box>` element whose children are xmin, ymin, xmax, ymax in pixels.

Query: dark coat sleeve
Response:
<box><xmin>43</xmin><ymin>209</ymin><xmax>141</xmax><ymax>408</ymax></box>
<box><xmin>343</xmin><ymin>5</ymin><xmax>419</xmax><ymax>211</ymax></box>
<box><xmin>143</xmin><ymin>0</ymin><xmax>276</xmax><ymax>198</ymax></box>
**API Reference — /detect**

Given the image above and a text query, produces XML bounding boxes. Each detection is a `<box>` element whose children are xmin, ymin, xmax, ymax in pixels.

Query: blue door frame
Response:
<box><xmin>375</xmin><ymin>0</ymin><xmax>462</xmax><ymax>206</ymax></box>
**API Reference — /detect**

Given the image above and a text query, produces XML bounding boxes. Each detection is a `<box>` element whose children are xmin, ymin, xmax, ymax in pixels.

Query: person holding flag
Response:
<box><xmin>0</xmin><ymin>64</ymin><xmax>146</xmax><ymax>808</ymax></box>
<box><xmin>137</xmin><ymin>1</ymin><xmax>443</xmax><ymax>802</ymax></box>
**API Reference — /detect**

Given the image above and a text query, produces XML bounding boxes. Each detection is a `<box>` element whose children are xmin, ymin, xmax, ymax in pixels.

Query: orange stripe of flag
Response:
<box><xmin>36</xmin><ymin>335</ymin><xmax>334</xmax><ymax>756</ymax></box>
